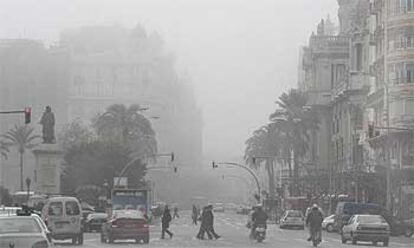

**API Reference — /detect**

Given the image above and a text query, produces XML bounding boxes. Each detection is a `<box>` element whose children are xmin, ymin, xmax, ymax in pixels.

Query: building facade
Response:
<box><xmin>0</xmin><ymin>25</ymin><xmax>203</xmax><ymax>193</ymax></box>
<box><xmin>300</xmin><ymin>0</ymin><xmax>414</xmax><ymax>217</ymax></box>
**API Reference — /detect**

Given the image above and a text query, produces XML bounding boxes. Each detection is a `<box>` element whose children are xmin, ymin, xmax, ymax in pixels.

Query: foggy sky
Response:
<box><xmin>0</xmin><ymin>0</ymin><xmax>338</xmax><ymax>162</ymax></box>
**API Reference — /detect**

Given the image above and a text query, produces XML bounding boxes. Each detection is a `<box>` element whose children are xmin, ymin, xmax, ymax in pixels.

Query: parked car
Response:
<box><xmin>0</xmin><ymin>207</ymin><xmax>21</xmax><ymax>216</ymax></box>
<box><xmin>84</xmin><ymin>213</ymin><xmax>108</xmax><ymax>232</ymax></box>
<box><xmin>279</xmin><ymin>210</ymin><xmax>305</xmax><ymax>229</ymax></box>
<box><xmin>101</xmin><ymin>210</ymin><xmax>149</xmax><ymax>244</ymax></box>
<box><xmin>236</xmin><ymin>205</ymin><xmax>250</xmax><ymax>215</ymax></box>
<box><xmin>382</xmin><ymin>214</ymin><xmax>414</xmax><ymax>237</ymax></box>
<box><xmin>322</xmin><ymin>214</ymin><xmax>337</xmax><ymax>232</ymax></box>
<box><xmin>334</xmin><ymin>202</ymin><xmax>382</xmax><ymax>233</ymax></box>
<box><xmin>0</xmin><ymin>215</ymin><xmax>53</xmax><ymax>248</ymax></box>
<box><xmin>213</xmin><ymin>203</ymin><xmax>225</xmax><ymax>212</ymax></box>
<box><xmin>42</xmin><ymin>196</ymin><xmax>83</xmax><ymax>245</ymax></box>
<box><xmin>341</xmin><ymin>214</ymin><xmax>390</xmax><ymax>246</ymax></box>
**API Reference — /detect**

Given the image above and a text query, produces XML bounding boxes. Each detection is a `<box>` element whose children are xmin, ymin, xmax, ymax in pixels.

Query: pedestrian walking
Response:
<box><xmin>192</xmin><ymin>205</ymin><xmax>198</xmax><ymax>225</ymax></box>
<box><xmin>197</xmin><ymin>204</ymin><xmax>220</xmax><ymax>240</ymax></box>
<box><xmin>196</xmin><ymin>206</ymin><xmax>212</xmax><ymax>239</ymax></box>
<box><xmin>173</xmin><ymin>206</ymin><xmax>180</xmax><ymax>219</ymax></box>
<box><xmin>161</xmin><ymin>205</ymin><xmax>173</xmax><ymax>239</ymax></box>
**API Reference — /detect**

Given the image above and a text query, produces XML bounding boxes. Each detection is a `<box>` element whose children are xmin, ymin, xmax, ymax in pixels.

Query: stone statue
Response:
<box><xmin>40</xmin><ymin>106</ymin><xmax>55</xmax><ymax>144</ymax></box>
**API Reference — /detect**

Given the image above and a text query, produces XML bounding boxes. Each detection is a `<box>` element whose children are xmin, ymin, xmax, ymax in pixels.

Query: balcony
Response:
<box><xmin>370</xmin><ymin>0</ymin><xmax>382</xmax><ymax>15</ymax></box>
<box><xmin>388</xmin><ymin>8</ymin><xmax>414</xmax><ymax>28</ymax></box>
<box><xmin>305</xmin><ymin>90</ymin><xmax>331</xmax><ymax>106</ymax></box>
<box><xmin>331</xmin><ymin>73</ymin><xmax>369</xmax><ymax>100</ymax></box>
<box><xmin>309</xmin><ymin>35</ymin><xmax>349</xmax><ymax>54</ymax></box>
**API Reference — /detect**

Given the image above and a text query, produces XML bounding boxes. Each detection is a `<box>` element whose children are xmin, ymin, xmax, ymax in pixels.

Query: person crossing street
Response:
<box><xmin>161</xmin><ymin>205</ymin><xmax>173</xmax><ymax>239</ymax></box>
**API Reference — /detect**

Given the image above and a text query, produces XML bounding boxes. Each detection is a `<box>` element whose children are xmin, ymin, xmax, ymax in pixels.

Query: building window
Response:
<box><xmin>400</xmin><ymin>0</ymin><xmax>414</xmax><ymax>12</ymax></box>
<box><xmin>407</xmin><ymin>64</ymin><xmax>414</xmax><ymax>83</ymax></box>
<box><xmin>355</xmin><ymin>43</ymin><xmax>363</xmax><ymax>71</ymax></box>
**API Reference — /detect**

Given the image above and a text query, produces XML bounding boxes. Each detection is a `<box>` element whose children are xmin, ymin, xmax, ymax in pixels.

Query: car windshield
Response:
<box><xmin>87</xmin><ymin>213</ymin><xmax>108</xmax><ymax>220</ymax></box>
<box><xmin>0</xmin><ymin>218</ymin><xmax>41</xmax><ymax>234</ymax></box>
<box><xmin>357</xmin><ymin>215</ymin><xmax>386</xmax><ymax>224</ymax></box>
<box><xmin>112</xmin><ymin>210</ymin><xmax>144</xmax><ymax>219</ymax></box>
<box><xmin>287</xmin><ymin>211</ymin><xmax>302</xmax><ymax>217</ymax></box>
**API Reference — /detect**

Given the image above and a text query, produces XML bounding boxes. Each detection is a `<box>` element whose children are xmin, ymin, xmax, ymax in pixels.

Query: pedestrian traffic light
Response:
<box><xmin>24</xmin><ymin>107</ymin><xmax>31</xmax><ymax>124</ymax></box>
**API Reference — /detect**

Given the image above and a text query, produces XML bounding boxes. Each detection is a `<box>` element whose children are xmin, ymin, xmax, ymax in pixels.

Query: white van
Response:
<box><xmin>42</xmin><ymin>196</ymin><xmax>83</xmax><ymax>245</ymax></box>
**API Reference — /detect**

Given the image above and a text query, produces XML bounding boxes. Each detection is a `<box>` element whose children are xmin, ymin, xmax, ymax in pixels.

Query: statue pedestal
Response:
<box><xmin>32</xmin><ymin>144</ymin><xmax>63</xmax><ymax>195</ymax></box>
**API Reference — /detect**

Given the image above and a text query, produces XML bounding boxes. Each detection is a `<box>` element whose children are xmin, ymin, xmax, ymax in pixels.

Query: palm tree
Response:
<box><xmin>245</xmin><ymin>123</ymin><xmax>281</xmax><ymax>201</ymax></box>
<box><xmin>0</xmin><ymin>140</ymin><xmax>10</xmax><ymax>159</ymax></box>
<box><xmin>270</xmin><ymin>89</ymin><xmax>319</xmax><ymax>196</ymax></box>
<box><xmin>2</xmin><ymin>125</ymin><xmax>41</xmax><ymax>190</ymax></box>
<box><xmin>93</xmin><ymin>104</ymin><xmax>157</xmax><ymax>159</ymax></box>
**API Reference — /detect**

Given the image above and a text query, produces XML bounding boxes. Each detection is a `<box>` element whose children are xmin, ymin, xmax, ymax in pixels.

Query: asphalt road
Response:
<box><xmin>54</xmin><ymin>211</ymin><xmax>413</xmax><ymax>248</ymax></box>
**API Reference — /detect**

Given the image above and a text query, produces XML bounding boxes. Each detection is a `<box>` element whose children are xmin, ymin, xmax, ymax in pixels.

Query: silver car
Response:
<box><xmin>0</xmin><ymin>215</ymin><xmax>53</xmax><ymax>248</ymax></box>
<box><xmin>279</xmin><ymin>210</ymin><xmax>305</xmax><ymax>229</ymax></box>
<box><xmin>341</xmin><ymin>214</ymin><xmax>390</xmax><ymax>246</ymax></box>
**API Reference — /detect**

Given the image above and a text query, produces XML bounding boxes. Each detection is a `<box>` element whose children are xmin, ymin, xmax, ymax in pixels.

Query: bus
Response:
<box><xmin>11</xmin><ymin>191</ymin><xmax>34</xmax><ymax>206</ymax></box>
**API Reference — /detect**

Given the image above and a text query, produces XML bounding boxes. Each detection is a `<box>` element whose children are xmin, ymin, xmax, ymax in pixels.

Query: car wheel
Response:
<box><xmin>383</xmin><ymin>239</ymin><xmax>389</xmax><ymax>247</ymax></box>
<box><xmin>351</xmin><ymin>232</ymin><xmax>357</xmax><ymax>245</ymax></box>
<box><xmin>326</xmin><ymin>224</ymin><xmax>334</xmax><ymax>233</ymax></box>
<box><xmin>143</xmin><ymin>235</ymin><xmax>149</xmax><ymax>244</ymax></box>
<box><xmin>279</xmin><ymin>225</ymin><xmax>283</xmax><ymax>229</ymax></box>
<box><xmin>72</xmin><ymin>237</ymin><xmax>77</xmax><ymax>245</ymax></box>
<box><xmin>341</xmin><ymin>234</ymin><xmax>347</xmax><ymax>244</ymax></box>
<box><xmin>373</xmin><ymin>241</ymin><xmax>377</xmax><ymax>246</ymax></box>
<box><xmin>108</xmin><ymin>236</ymin><xmax>114</xmax><ymax>244</ymax></box>
<box><xmin>404</xmin><ymin>228</ymin><xmax>413</xmax><ymax>237</ymax></box>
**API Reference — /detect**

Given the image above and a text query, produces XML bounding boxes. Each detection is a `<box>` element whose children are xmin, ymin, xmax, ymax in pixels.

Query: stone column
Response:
<box><xmin>32</xmin><ymin>144</ymin><xmax>63</xmax><ymax>195</ymax></box>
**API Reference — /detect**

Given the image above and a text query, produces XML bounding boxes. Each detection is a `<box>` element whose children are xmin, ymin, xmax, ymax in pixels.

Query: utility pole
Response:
<box><xmin>385</xmin><ymin>84</ymin><xmax>392</xmax><ymax>211</ymax></box>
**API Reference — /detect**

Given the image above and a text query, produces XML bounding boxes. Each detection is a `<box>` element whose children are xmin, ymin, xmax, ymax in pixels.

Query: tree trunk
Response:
<box><xmin>19</xmin><ymin>152</ymin><xmax>24</xmax><ymax>191</ymax></box>
<box><xmin>266</xmin><ymin>159</ymin><xmax>275</xmax><ymax>199</ymax></box>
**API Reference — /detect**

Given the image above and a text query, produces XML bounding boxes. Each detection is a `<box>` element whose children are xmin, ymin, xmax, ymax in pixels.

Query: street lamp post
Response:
<box><xmin>115</xmin><ymin>152</ymin><xmax>175</xmax><ymax>187</ymax></box>
<box><xmin>212</xmin><ymin>161</ymin><xmax>261</xmax><ymax>202</ymax></box>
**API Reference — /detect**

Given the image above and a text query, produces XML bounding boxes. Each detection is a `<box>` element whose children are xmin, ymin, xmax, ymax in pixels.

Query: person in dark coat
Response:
<box><xmin>306</xmin><ymin>204</ymin><xmax>323</xmax><ymax>242</ymax></box>
<box><xmin>197</xmin><ymin>205</ymin><xmax>220</xmax><ymax>240</ymax></box>
<box><xmin>196</xmin><ymin>206</ymin><xmax>211</xmax><ymax>239</ymax></box>
<box><xmin>161</xmin><ymin>205</ymin><xmax>173</xmax><ymax>239</ymax></box>
<box><xmin>192</xmin><ymin>205</ymin><xmax>198</xmax><ymax>225</ymax></box>
<box><xmin>173</xmin><ymin>206</ymin><xmax>179</xmax><ymax>218</ymax></box>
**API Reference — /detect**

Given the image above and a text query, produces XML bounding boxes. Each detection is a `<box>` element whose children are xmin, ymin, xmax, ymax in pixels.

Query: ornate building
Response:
<box><xmin>299</xmin><ymin>0</ymin><xmax>414</xmax><ymax>217</ymax></box>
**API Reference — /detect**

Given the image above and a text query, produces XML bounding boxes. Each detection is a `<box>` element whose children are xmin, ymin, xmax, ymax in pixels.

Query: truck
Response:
<box><xmin>109</xmin><ymin>188</ymin><xmax>151</xmax><ymax>220</ymax></box>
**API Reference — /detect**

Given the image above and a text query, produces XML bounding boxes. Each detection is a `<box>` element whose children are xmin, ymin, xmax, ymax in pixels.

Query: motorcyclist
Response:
<box><xmin>250</xmin><ymin>204</ymin><xmax>268</xmax><ymax>239</ymax></box>
<box><xmin>306</xmin><ymin>204</ymin><xmax>323</xmax><ymax>243</ymax></box>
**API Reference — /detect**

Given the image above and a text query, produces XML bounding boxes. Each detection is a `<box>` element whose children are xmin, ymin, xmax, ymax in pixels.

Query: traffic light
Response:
<box><xmin>171</xmin><ymin>152</ymin><xmax>175</xmax><ymax>162</ymax></box>
<box><xmin>252</xmin><ymin>157</ymin><xmax>256</xmax><ymax>165</ymax></box>
<box><xmin>368</xmin><ymin>123</ymin><xmax>374</xmax><ymax>138</ymax></box>
<box><xmin>212</xmin><ymin>161</ymin><xmax>218</xmax><ymax>169</ymax></box>
<box><xmin>174</xmin><ymin>167</ymin><xmax>177</xmax><ymax>173</ymax></box>
<box><xmin>24</xmin><ymin>107</ymin><xmax>31</xmax><ymax>124</ymax></box>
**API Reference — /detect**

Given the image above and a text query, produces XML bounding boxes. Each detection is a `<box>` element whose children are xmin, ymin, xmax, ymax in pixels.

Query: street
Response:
<box><xmin>53</xmin><ymin>211</ymin><xmax>413</xmax><ymax>248</ymax></box>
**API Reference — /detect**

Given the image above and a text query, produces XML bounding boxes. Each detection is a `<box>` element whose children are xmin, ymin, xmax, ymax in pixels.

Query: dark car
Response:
<box><xmin>382</xmin><ymin>214</ymin><xmax>414</xmax><ymax>237</ymax></box>
<box><xmin>101</xmin><ymin>210</ymin><xmax>149</xmax><ymax>244</ymax></box>
<box><xmin>0</xmin><ymin>215</ymin><xmax>53</xmax><ymax>248</ymax></box>
<box><xmin>84</xmin><ymin>213</ymin><xmax>108</xmax><ymax>232</ymax></box>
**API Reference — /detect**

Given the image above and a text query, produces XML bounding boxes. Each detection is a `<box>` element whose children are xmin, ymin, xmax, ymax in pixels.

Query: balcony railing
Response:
<box><xmin>331</xmin><ymin>73</ymin><xmax>368</xmax><ymax>99</ymax></box>
<box><xmin>309</xmin><ymin>36</ymin><xmax>349</xmax><ymax>51</ymax></box>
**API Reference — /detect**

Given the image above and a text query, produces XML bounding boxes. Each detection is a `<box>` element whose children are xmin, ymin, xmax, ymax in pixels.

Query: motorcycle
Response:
<box><xmin>254</xmin><ymin>224</ymin><xmax>267</xmax><ymax>243</ymax></box>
